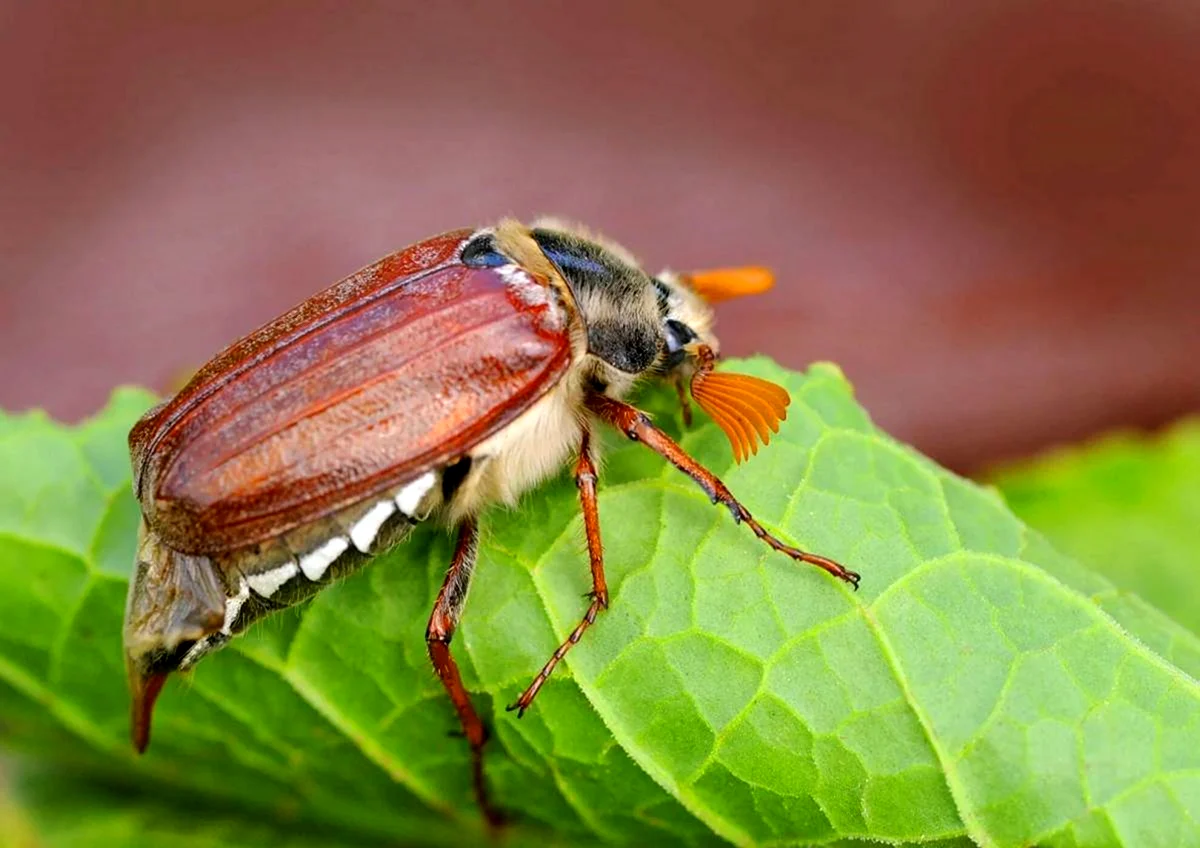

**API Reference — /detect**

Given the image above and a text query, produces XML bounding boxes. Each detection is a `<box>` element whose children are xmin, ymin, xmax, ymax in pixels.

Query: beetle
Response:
<box><xmin>122</xmin><ymin>218</ymin><xmax>860</xmax><ymax>823</ymax></box>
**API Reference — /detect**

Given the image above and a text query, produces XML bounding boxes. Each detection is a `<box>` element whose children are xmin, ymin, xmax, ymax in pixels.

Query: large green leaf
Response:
<box><xmin>993</xmin><ymin>420</ymin><xmax>1200</xmax><ymax>638</ymax></box>
<box><xmin>1</xmin><ymin>361</ymin><xmax>1198</xmax><ymax>847</ymax></box>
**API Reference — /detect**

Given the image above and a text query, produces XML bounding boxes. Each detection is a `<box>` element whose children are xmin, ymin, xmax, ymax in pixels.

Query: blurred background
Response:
<box><xmin>2</xmin><ymin>0</ymin><xmax>1200</xmax><ymax>473</ymax></box>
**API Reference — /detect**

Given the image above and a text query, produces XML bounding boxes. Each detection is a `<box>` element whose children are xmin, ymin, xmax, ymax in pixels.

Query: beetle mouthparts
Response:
<box><xmin>129</xmin><ymin>671</ymin><xmax>168</xmax><ymax>754</ymax></box>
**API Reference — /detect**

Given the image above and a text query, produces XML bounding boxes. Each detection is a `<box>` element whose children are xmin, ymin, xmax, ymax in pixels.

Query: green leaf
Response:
<box><xmin>992</xmin><ymin>420</ymin><xmax>1200</xmax><ymax>638</ymax></box>
<box><xmin>1</xmin><ymin>363</ymin><xmax>1198</xmax><ymax>847</ymax></box>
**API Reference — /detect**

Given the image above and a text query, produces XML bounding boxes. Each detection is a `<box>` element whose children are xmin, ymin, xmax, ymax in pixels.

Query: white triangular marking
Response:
<box><xmin>350</xmin><ymin>500</ymin><xmax>396</xmax><ymax>553</ymax></box>
<box><xmin>246</xmin><ymin>562</ymin><xmax>299</xmax><ymax>598</ymax></box>
<box><xmin>221</xmin><ymin>578</ymin><xmax>250</xmax><ymax>635</ymax></box>
<box><xmin>299</xmin><ymin>536</ymin><xmax>349</xmax><ymax>582</ymax></box>
<box><xmin>396</xmin><ymin>472</ymin><xmax>436</xmax><ymax>517</ymax></box>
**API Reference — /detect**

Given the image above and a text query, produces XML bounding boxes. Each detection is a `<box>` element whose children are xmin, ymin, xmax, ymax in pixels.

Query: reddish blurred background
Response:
<box><xmin>2</xmin><ymin>1</ymin><xmax>1198</xmax><ymax>472</ymax></box>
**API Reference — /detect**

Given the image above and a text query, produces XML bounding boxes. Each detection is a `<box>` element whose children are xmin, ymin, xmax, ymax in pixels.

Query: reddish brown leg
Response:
<box><xmin>426</xmin><ymin>519</ymin><xmax>503</xmax><ymax>826</ymax></box>
<box><xmin>674</xmin><ymin>374</ymin><xmax>693</xmax><ymax>426</ymax></box>
<box><xmin>508</xmin><ymin>429</ymin><xmax>608</xmax><ymax>717</ymax></box>
<box><xmin>586</xmin><ymin>393</ymin><xmax>861</xmax><ymax>589</ymax></box>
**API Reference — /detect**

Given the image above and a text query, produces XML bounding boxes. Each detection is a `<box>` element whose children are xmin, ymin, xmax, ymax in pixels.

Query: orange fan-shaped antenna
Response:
<box><xmin>685</xmin><ymin>267</ymin><xmax>774</xmax><ymax>303</ymax></box>
<box><xmin>691</xmin><ymin>369</ymin><xmax>790</xmax><ymax>463</ymax></box>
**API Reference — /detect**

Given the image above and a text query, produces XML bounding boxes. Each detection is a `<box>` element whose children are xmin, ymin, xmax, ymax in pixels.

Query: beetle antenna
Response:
<box><xmin>689</xmin><ymin>344</ymin><xmax>791</xmax><ymax>463</ymax></box>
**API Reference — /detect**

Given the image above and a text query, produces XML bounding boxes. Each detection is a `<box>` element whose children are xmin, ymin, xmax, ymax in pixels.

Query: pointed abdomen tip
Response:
<box><xmin>129</xmin><ymin>671</ymin><xmax>167</xmax><ymax>755</ymax></box>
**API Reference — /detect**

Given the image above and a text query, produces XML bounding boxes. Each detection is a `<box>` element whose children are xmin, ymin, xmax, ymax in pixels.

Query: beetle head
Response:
<box><xmin>653</xmin><ymin>266</ymin><xmax>790</xmax><ymax>464</ymax></box>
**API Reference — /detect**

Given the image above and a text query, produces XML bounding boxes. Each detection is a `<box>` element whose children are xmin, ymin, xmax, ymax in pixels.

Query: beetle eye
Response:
<box><xmin>665</xmin><ymin>319</ymin><xmax>696</xmax><ymax>353</ymax></box>
<box><xmin>663</xmin><ymin>319</ymin><xmax>697</xmax><ymax>367</ymax></box>
<box><xmin>461</xmin><ymin>236</ymin><xmax>509</xmax><ymax>268</ymax></box>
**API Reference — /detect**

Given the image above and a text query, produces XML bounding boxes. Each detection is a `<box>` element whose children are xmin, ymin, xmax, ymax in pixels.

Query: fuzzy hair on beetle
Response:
<box><xmin>122</xmin><ymin>218</ymin><xmax>861</xmax><ymax>825</ymax></box>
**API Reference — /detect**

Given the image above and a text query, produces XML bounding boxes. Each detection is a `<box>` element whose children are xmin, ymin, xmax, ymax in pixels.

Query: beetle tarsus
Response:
<box><xmin>748</xmin><ymin>525</ymin><xmax>862</xmax><ymax>588</ymax></box>
<box><xmin>508</xmin><ymin>593</ymin><xmax>606</xmax><ymax>715</ymax></box>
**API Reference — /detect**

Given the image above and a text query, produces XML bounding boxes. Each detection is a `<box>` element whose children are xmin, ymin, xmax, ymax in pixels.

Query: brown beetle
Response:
<box><xmin>123</xmin><ymin>219</ymin><xmax>860</xmax><ymax>823</ymax></box>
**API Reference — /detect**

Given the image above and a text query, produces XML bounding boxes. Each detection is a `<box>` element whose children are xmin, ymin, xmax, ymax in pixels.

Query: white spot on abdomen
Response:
<box><xmin>246</xmin><ymin>562</ymin><xmax>299</xmax><ymax>598</ymax></box>
<box><xmin>396</xmin><ymin>472</ymin><xmax>436</xmax><ymax>517</ymax></box>
<box><xmin>222</xmin><ymin>578</ymin><xmax>250</xmax><ymax>635</ymax></box>
<box><xmin>299</xmin><ymin>536</ymin><xmax>349</xmax><ymax>582</ymax></box>
<box><xmin>350</xmin><ymin>500</ymin><xmax>396</xmax><ymax>553</ymax></box>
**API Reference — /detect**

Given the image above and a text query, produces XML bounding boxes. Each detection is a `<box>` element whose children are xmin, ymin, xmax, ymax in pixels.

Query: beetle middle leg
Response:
<box><xmin>426</xmin><ymin>518</ymin><xmax>502</xmax><ymax>825</ymax></box>
<box><xmin>586</xmin><ymin>393</ymin><xmax>861</xmax><ymax>589</ymax></box>
<box><xmin>508</xmin><ymin>429</ymin><xmax>608</xmax><ymax>717</ymax></box>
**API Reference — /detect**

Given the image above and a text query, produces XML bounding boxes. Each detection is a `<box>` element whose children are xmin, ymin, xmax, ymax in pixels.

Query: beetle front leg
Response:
<box><xmin>586</xmin><ymin>393</ymin><xmax>861</xmax><ymax>589</ymax></box>
<box><xmin>508</xmin><ymin>428</ymin><xmax>608</xmax><ymax>717</ymax></box>
<box><xmin>426</xmin><ymin>518</ymin><xmax>503</xmax><ymax>826</ymax></box>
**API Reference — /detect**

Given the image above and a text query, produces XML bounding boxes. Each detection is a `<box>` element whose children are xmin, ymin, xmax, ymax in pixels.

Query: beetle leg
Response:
<box><xmin>674</xmin><ymin>374</ymin><xmax>693</xmax><ymax>427</ymax></box>
<box><xmin>586</xmin><ymin>393</ymin><xmax>861</xmax><ymax>589</ymax></box>
<box><xmin>426</xmin><ymin>518</ymin><xmax>502</xmax><ymax>826</ymax></box>
<box><xmin>508</xmin><ymin>429</ymin><xmax>608</xmax><ymax>717</ymax></box>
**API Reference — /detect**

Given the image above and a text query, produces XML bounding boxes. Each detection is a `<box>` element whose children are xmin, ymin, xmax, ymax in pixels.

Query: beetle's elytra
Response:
<box><xmin>123</xmin><ymin>218</ymin><xmax>860</xmax><ymax>823</ymax></box>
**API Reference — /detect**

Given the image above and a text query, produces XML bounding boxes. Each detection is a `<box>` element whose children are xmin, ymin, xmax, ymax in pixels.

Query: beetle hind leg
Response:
<box><xmin>426</xmin><ymin>518</ymin><xmax>504</xmax><ymax>827</ymax></box>
<box><xmin>508</xmin><ymin>429</ymin><xmax>608</xmax><ymax>717</ymax></box>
